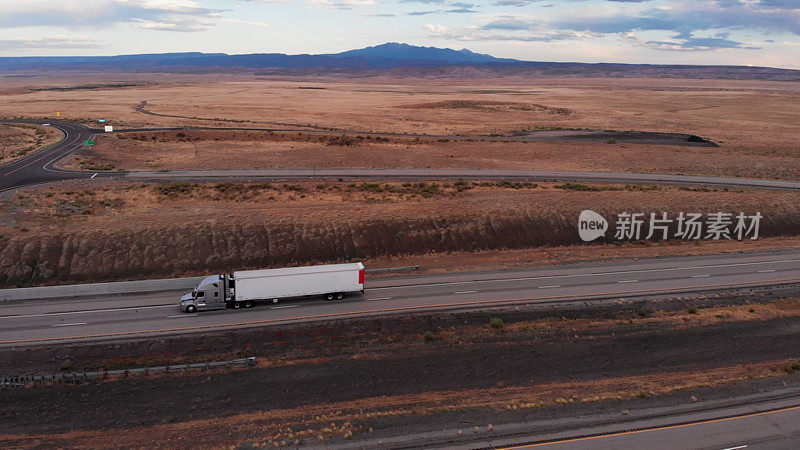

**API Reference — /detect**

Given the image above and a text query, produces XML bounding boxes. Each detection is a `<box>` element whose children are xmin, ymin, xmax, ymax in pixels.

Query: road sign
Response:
<box><xmin>104</xmin><ymin>125</ymin><xmax>113</xmax><ymax>132</ymax></box>
<box><xmin>56</xmin><ymin>112</ymin><xmax>60</xmax><ymax>116</ymax></box>
<box><xmin>99</xmin><ymin>119</ymin><xmax>106</xmax><ymax>123</ymax></box>
<box><xmin>84</xmin><ymin>140</ymin><xmax>95</xmax><ymax>146</ymax></box>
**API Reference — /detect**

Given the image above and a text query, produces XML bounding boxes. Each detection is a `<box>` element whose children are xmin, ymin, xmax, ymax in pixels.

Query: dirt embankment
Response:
<box><xmin>0</xmin><ymin>181</ymin><xmax>798</xmax><ymax>287</ymax></box>
<box><xmin>3</xmin><ymin>293</ymin><xmax>800</xmax><ymax>447</ymax></box>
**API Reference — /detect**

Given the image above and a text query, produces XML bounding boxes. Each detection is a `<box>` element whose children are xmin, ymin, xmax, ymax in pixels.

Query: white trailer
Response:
<box><xmin>179</xmin><ymin>263</ymin><xmax>365</xmax><ymax>312</ymax></box>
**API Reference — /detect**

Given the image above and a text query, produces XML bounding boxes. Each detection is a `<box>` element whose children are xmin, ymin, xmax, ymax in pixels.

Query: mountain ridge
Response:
<box><xmin>1</xmin><ymin>42</ymin><xmax>798</xmax><ymax>81</ymax></box>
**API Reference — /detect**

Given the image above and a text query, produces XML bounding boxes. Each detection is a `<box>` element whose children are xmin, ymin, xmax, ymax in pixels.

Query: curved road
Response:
<box><xmin>3</xmin><ymin>119</ymin><xmax>800</xmax><ymax>192</ymax></box>
<box><xmin>0</xmin><ymin>120</ymin><xmax>107</xmax><ymax>192</ymax></box>
<box><xmin>2</xmin><ymin>249</ymin><xmax>799</xmax><ymax>346</ymax></box>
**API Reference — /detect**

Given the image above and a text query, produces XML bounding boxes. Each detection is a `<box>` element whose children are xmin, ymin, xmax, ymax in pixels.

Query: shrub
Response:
<box><xmin>154</xmin><ymin>182</ymin><xmax>197</xmax><ymax>197</ymax></box>
<box><xmin>60</xmin><ymin>360</ymin><xmax>73</xmax><ymax>371</ymax></box>
<box><xmin>687</xmin><ymin>306</ymin><xmax>698</xmax><ymax>314</ymax></box>
<box><xmin>636</xmin><ymin>308</ymin><xmax>649</xmax><ymax>318</ymax></box>
<box><xmin>424</xmin><ymin>331</ymin><xmax>435</xmax><ymax>341</ymax></box>
<box><xmin>554</xmin><ymin>183</ymin><xmax>602</xmax><ymax>192</ymax></box>
<box><xmin>490</xmin><ymin>317</ymin><xmax>503</xmax><ymax>329</ymax></box>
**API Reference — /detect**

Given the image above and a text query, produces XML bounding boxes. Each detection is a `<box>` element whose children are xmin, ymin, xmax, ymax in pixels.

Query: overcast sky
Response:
<box><xmin>0</xmin><ymin>0</ymin><xmax>798</xmax><ymax>68</ymax></box>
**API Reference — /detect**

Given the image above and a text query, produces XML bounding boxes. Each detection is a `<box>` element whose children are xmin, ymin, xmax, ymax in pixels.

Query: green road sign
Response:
<box><xmin>84</xmin><ymin>140</ymin><xmax>95</xmax><ymax>146</ymax></box>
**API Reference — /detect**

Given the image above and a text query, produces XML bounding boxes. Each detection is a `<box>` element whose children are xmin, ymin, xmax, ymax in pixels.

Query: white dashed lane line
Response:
<box><xmin>617</xmin><ymin>280</ymin><xmax>639</xmax><ymax>284</ymax></box>
<box><xmin>454</xmin><ymin>290</ymin><xmax>478</xmax><ymax>294</ymax></box>
<box><xmin>52</xmin><ymin>322</ymin><xmax>87</xmax><ymax>327</ymax></box>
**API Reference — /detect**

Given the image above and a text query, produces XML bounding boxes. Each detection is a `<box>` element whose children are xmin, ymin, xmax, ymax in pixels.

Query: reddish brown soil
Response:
<box><xmin>1</xmin><ymin>181</ymin><xmax>798</xmax><ymax>287</ymax></box>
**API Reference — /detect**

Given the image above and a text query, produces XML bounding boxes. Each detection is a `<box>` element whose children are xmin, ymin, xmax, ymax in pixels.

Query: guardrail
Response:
<box><xmin>366</xmin><ymin>265</ymin><xmax>420</xmax><ymax>274</ymax></box>
<box><xmin>0</xmin><ymin>276</ymin><xmax>204</xmax><ymax>302</ymax></box>
<box><xmin>0</xmin><ymin>266</ymin><xmax>420</xmax><ymax>302</ymax></box>
<box><xmin>1</xmin><ymin>357</ymin><xmax>256</xmax><ymax>388</ymax></box>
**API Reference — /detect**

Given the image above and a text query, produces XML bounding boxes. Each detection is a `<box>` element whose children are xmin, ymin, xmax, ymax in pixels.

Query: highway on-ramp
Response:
<box><xmin>0</xmin><ymin>120</ymin><xmax>104</xmax><ymax>192</ymax></box>
<box><xmin>3</xmin><ymin>119</ymin><xmax>800</xmax><ymax>193</ymax></box>
<box><xmin>2</xmin><ymin>250</ymin><xmax>799</xmax><ymax>346</ymax></box>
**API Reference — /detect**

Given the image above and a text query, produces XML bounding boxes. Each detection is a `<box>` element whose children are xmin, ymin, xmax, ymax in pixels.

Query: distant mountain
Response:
<box><xmin>331</xmin><ymin>42</ymin><xmax>513</xmax><ymax>64</ymax></box>
<box><xmin>0</xmin><ymin>43</ymin><xmax>517</xmax><ymax>72</ymax></box>
<box><xmin>0</xmin><ymin>43</ymin><xmax>798</xmax><ymax>81</ymax></box>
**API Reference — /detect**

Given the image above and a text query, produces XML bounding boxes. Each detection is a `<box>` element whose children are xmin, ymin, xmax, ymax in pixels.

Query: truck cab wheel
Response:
<box><xmin>185</xmin><ymin>305</ymin><xmax>197</xmax><ymax>313</ymax></box>
<box><xmin>233</xmin><ymin>302</ymin><xmax>242</xmax><ymax>309</ymax></box>
<box><xmin>244</xmin><ymin>301</ymin><xmax>253</xmax><ymax>308</ymax></box>
<box><xmin>336</xmin><ymin>293</ymin><xmax>343</xmax><ymax>300</ymax></box>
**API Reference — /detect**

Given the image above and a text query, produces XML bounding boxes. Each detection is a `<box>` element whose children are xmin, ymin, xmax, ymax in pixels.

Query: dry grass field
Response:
<box><xmin>1</xmin><ymin>180</ymin><xmax>798</xmax><ymax>287</ymax></box>
<box><xmin>0</xmin><ymin>123</ymin><xmax>60</xmax><ymax>165</ymax></box>
<box><xmin>2</xmin><ymin>73</ymin><xmax>799</xmax><ymax>285</ymax></box>
<box><xmin>2</xmin><ymin>74</ymin><xmax>800</xmax><ymax>178</ymax></box>
<box><xmin>60</xmin><ymin>128</ymin><xmax>798</xmax><ymax>179</ymax></box>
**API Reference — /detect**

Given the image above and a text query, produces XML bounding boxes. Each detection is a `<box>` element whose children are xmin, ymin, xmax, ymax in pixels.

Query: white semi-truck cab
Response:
<box><xmin>180</xmin><ymin>262</ymin><xmax>365</xmax><ymax>313</ymax></box>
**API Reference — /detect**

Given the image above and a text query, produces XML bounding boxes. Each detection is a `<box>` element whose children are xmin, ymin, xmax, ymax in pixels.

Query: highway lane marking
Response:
<box><xmin>367</xmin><ymin>297</ymin><xmax>392</xmax><ymax>301</ymax></box>
<box><xmin>4</xmin><ymin>275</ymin><xmax>800</xmax><ymax>345</ymax></box>
<box><xmin>722</xmin><ymin>446</ymin><xmax>747</xmax><ymax>450</ymax></box>
<box><xmin>691</xmin><ymin>274</ymin><xmax>710</xmax><ymax>278</ymax></box>
<box><xmin>617</xmin><ymin>280</ymin><xmax>638</xmax><ymax>284</ymax></box>
<box><xmin>52</xmin><ymin>322</ymin><xmax>87</xmax><ymax>327</ymax></box>
<box><xmin>538</xmin><ymin>285</ymin><xmax>560</xmax><ymax>289</ymax></box>
<box><xmin>271</xmin><ymin>305</ymin><xmax>299</xmax><ymax>309</ymax></box>
<box><xmin>759</xmin><ymin>269</ymin><xmax>776</xmax><ymax>273</ymax></box>
<box><xmin>166</xmin><ymin>314</ymin><xmax>195</xmax><ymax>318</ymax></box>
<box><xmin>370</xmin><ymin>258</ymin><xmax>800</xmax><ymax>291</ymax></box>
<box><xmin>0</xmin><ymin>304</ymin><xmax>176</xmax><ymax>320</ymax></box>
<box><xmin>454</xmin><ymin>290</ymin><xmax>478</xmax><ymax>294</ymax></box>
<box><xmin>91</xmin><ymin>173</ymin><xmax>97</xmax><ymax>179</ymax></box>
<box><xmin>498</xmin><ymin>406</ymin><xmax>799</xmax><ymax>449</ymax></box>
<box><xmin>3</xmin><ymin>125</ymin><xmax>76</xmax><ymax>176</ymax></box>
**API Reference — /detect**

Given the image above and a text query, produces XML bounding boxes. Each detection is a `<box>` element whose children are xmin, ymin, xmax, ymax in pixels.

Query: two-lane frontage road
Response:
<box><xmin>2</xmin><ymin>250</ymin><xmax>799</xmax><ymax>346</ymax></box>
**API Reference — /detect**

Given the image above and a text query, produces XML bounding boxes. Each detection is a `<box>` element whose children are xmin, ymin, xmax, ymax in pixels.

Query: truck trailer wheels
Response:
<box><xmin>233</xmin><ymin>302</ymin><xmax>242</xmax><ymax>309</ymax></box>
<box><xmin>244</xmin><ymin>301</ymin><xmax>253</xmax><ymax>308</ymax></box>
<box><xmin>326</xmin><ymin>293</ymin><xmax>344</xmax><ymax>301</ymax></box>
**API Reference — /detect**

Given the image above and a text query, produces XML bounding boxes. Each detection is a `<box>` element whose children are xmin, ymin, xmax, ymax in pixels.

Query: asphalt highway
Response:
<box><xmin>0</xmin><ymin>120</ymin><xmax>105</xmax><ymax>192</ymax></box>
<box><xmin>3</xmin><ymin>119</ymin><xmax>800</xmax><ymax>193</ymax></box>
<box><xmin>2</xmin><ymin>250</ymin><xmax>799</xmax><ymax>346</ymax></box>
<box><xmin>128</xmin><ymin>168</ymin><xmax>800</xmax><ymax>190</ymax></box>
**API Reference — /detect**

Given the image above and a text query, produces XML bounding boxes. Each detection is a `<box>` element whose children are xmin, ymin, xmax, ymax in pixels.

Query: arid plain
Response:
<box><xmin>2</xmin><ymin>74</ymin><xmax>800</xmax><ymax>287</ymax></box>
<box><xmin>3</xmin><ymin>72</ymin><xmax>800</xmax><ymax>447</ymax></box>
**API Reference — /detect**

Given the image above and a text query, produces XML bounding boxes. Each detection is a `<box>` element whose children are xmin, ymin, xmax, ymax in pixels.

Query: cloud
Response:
<box><xmin>426</xmin><ymin>22</ymin><xmax>581</xmax><ymax>42</ymax></box>
<box><xmin>447</xmin><ymin>2</ymin><xmax>478</xmax><ymax>13</ymax></box>
<box><xmin>305</xmin><ymin>0</ymin><xmax>377</xmax><ymax>8</ymax></box>
<box><xmin>220</xmin><ymin>18</ymin><xmax>270</xmax><ymax>28</ymax></box>
<box><xmin>621</xmin><ymin>31</ymin><xmax>761</xmax><ymax>51</ymax></box>
<box><xmin>0</xmin><ymin>0</ymin><xmax>217</xmax><ymax>32</ymax></box>
<box><xmin>0</xmin><ymin>35</ymin><xmax>104</xmax><ymax>50</ymax></box>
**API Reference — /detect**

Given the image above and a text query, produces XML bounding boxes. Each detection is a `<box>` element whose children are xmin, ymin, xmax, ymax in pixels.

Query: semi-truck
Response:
<box><xmin>179</xmin><ymin>262</ymin><xmax>365</xmax><ymax>313</ymax></box>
